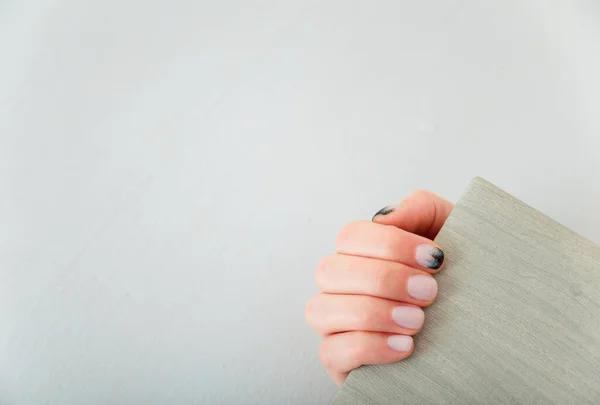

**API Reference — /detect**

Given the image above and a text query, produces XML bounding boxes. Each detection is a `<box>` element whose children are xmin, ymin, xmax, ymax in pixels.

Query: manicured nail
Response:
<box><xmin>415</xmin><ymin>244</ymin><xmax>444</xmax><ymax>269</ymax></box>
<box><xmin>386</xmin><ymin>335</ymin><xmax>413</xmax><ymax>352</ymax></box>
<box><xmin>407</xmin><ymin>275</ymin><xmax>438</xmax><ymax>301</ymax></box>
<box><xmin>392</xmin><ymin>306</ymin><xmax>425</xmax><ymax>329</ymax></box>
<box><xmin>372</xmin><ymin>203</ymin><xmax>402</xmax><ymax>220</ymax></box>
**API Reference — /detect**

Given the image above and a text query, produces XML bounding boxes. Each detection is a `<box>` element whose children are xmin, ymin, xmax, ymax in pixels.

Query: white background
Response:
<box><xmin>1</xmin><ymin>1</ymin><xmax>599</xmax><ymax>404</ymax></box>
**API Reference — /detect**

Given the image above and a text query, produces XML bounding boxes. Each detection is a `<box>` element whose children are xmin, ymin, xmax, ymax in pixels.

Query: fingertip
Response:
<box><xmin>407</xmin><ymin>274</ymin><xmax>439</xmax><ymax>303</ymax></box>
<box><xmin>386</xmin><ymin>335</ymin><xmax>414</xmax><ymax>354</ymax></box>
<box><xmin>392</xmin><ymin>305</ymin><xmax>425</xmax><ymax>332</ymax></box>
<box><xmin>415</xmin><ymin>244</ymin><xmax>445</xmax><ymax>272</ymax></box>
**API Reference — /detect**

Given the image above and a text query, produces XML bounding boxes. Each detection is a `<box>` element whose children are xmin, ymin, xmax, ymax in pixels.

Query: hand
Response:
<box><xmin>305</xmin><ymin>190</ymin><xmax>454</xmax><ymax>386</ymax></box>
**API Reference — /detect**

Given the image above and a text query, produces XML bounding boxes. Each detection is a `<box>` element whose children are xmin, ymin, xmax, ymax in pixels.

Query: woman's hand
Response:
<box><xmin>305</xmin><ymin>190</ymin><xmax>454</xmax><ymax>386</ymax></box>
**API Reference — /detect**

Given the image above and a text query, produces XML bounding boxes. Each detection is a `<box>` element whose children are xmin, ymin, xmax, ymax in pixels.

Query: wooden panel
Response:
<box><xmin>334</xmin><ymin>177</ymin><xmax>600</xmax><ymax>405</ymax></box>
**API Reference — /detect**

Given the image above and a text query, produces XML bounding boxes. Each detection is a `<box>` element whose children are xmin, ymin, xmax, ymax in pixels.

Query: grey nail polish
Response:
<box><xmin>372</xmin><ymin>204</ymin><xmax>400</xmax><ymax>220</ymax></box>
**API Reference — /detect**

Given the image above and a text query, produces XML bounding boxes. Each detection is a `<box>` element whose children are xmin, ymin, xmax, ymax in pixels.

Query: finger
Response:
<box><xmin>316</xmin><ymin>254</ymin><xmax>438</xmax><ymax>306</ymax></box>
<box><xmin>336</xmin><ymin>221</ymin><xmax>445</xmax><ymax>273</ymax></box>
<box><xmin>305</xmin><ymin>293</ymin><xmax>425</xmax><ymax>336</ymax></box>
<box><xmin>372</xmin><ymin>190</ymin><xmax>454</xmax><ymax>239</ymax></box>
<box><xmin>319</xmin><ymin>331</ymin><xmax>414</xmax><ymax>386</ymax></box>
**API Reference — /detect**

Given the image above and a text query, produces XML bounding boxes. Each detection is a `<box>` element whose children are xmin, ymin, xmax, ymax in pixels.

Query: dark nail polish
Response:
<box><xmin>415</xmin><ymin>245</ymin><xmax>445</xmax><ymax>269</ymax></box>
<box><xmin>372</xmin><ymin>204</ymin><xmax>398</xmax><ymax>220</ymax></box>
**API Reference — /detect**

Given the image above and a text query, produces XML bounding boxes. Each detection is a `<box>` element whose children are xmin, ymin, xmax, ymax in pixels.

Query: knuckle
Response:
<box><xmin>314</xmin><ymin>255</ymin><xmax>334</xmax><ymax>289</ymax></box>
<box><xmin>372</xmin><ymin>264</ymin><xmax>394</xmax><ymax>295</ymax></box>
<box><xmin>353</xmin><ymin>299</ymin><xmax>378</xmax><ymax>330</ymax></box>
<box><xmin>412</xmin><ymin>189</ymin><xmax>433</xmax><ymax>199</ymax></box>
<box><xmin>335</xmin><ymin>221</ymin><xmax>362</xmax><ymax>247</ymax></box>
<box><xmin>304</xmin><ymin>295</ymin><xmax>320</xmax><ymax>325</ymax></box>
<box><xmin>379</xmin><ymin>224</ymin><xmax>400</xmax><ymax>244</ymax></box>
<box><xmin>347</xmin><ymin>334</ymin><xmax>370</xmax><ymax>363</ymax></box>
<box><xmin>318</xmin><ymin>340</ymin><xmax>335</xmax><ymax>369</ymax></box>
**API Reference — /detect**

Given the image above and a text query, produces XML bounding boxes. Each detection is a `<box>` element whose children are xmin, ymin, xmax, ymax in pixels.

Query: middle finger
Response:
<box><xmin>306</xmin><ymin>294</ymin><xmax>425</xmax><ymax>336</ymax></box>
<box><xmin>316</xmin><ymin>254</ymin><xmax>438</xmax><ymax>306</ymax></box>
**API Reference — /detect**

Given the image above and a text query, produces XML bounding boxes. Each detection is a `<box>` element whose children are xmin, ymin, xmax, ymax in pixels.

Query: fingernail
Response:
<box><xmin>415</xmin><ymin>244</ymin><xmax>444</xmax><ymax>269</ymax></box>
<box><xmin>386</xmin><ymin>335</ymin><xmax>413</xmax><ymax>352</ymax></box>
<box><xmin>392</xmin><ymin>306</ymin><xmax>425</xmax><ymax>329</ymax></box>
<box><xmin>372</xmin><ymin>203</ymin><xmax>403</xmax><ymax>220</ymax></box>
<box><xmin>407</xmin><ymin>275</ymin><xmax>438</xmax><ymax>301</ymax></box>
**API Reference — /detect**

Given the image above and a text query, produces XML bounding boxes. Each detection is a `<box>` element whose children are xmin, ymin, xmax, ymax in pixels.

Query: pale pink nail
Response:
<box><xmin>392</xmin><ymin>306</ymin><xmax>425</xmax><ymax>329</ymax></box>
<box><xmin>386</xmin><ymin>335</ymin><xmax>413</xmax><ymax>352</ymax></box>
<box><xmin>407</xmin><ymin>275</ymin><xmax>438</xmax><ymax>301</ymax></box>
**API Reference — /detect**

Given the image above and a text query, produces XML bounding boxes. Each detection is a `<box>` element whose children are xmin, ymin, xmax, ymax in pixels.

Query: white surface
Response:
<box><xmin>1</xmin><ymin>1</ymin><xmax>599</xmax><ymax>404</ymax></box>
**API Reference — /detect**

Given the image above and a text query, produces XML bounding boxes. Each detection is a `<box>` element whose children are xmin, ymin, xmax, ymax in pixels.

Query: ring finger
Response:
<box><xmin>316</xmin><ymin>254</ymin><xmax>438</xmax><ymax>306</ymax></box>
<box><xmin>306</xmin><ymin>294</ymin><xmax>425</xmax><ymax>336</ymax></box>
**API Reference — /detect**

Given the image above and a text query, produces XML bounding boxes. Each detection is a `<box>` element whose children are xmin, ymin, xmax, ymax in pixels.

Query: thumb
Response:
<box><xmin>372</xmin><ymin>190</ymin><xmax>454</xmax><ymax>240</ymax></box>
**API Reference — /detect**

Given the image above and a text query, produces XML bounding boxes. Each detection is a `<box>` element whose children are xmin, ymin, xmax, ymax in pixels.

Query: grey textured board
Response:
<box><xmin>333</xmin><ymin>177</ymin><xmax>600</xmax><ymax>405</ymax></box>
